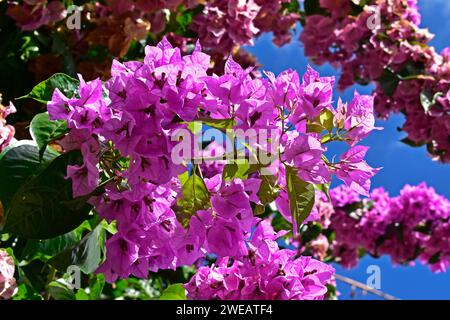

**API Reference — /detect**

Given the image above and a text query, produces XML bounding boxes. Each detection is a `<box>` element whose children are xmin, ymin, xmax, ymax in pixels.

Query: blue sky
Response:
<box><xmin>245</xmin><ymin>0</ymin><xmax>450</xmax><ymax>299</ymax></box>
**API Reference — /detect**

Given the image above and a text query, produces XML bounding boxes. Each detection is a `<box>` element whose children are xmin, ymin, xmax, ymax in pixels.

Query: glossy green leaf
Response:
<box><xmin>429</xmin><ymin>252</ymin><xmax>441</xmax><ymax>265</ymax></box>
<box><xmin>197</xmin><ymin>117</ymin><xmax>235</xmax><ymax>131</ymax></box>
<box><xmin>420</xmin><ymin>91</ymin><xmax>432</xmax><ymax>113</ymax></box>
<box><xmin>378</xmin><ymin>68</ymin><xmax>400</xmax><ymax>97</ymax></box>
<box><xmin>286</xmin><ymin>166</ymin><xmax>315</xmax><ymax>229</ymax></box>
<box><xmin>420</xmin><ymin>91</ymin><xmax>443</xmax><ymax>113</ymax></box>
<box><xmin>88</xmin><ymin>274</ymin><xmax>105</xmax><ymax>300</ymax></box>
<box><xmin>30</xmin><ymin>112</ymin><xmax>68</xmax><ymax>161</ymax></box>
<box><xmin>48</xmin><ymin>222</ymin><xmax>106</xmax><ymax>274</ymax></box>
<box><xmin>258</xmin><ymin>175</ymin><xmax>280</xmax><ymax>205</ymax></box>
<box><xmin>222</xmin><ymin>160</ymin><xmax>250</xmax><ymax>181</ymax></box>
<box><xmin>304</xmin><ymin>0</ymin><xmax>327</xmax><ymax>16</ymax></box>
<box><xmin>48</xmin><ymin>281</ymin><xmax>75</xmax><ymax>300</ymax></box>
<box><xmin>282</xmin><ymin>0</ymin><xmax>300</xmax><ymax>13</ymax></box>
<box><xmin>75</xmin><ymin>274</ymin><xmax>105</xmax><ymax>300</ymax></box>
<box><xmin>176</xmin><ymin>173</ymin><xmax>210</xmax><ymax>224</ymax></box>
<box><xmin>315</xmin><ymin>183</ymin><xmax>331</xmax><ymax>201</ymax></box>
<box><xmin>4</xmin><ymin>150</ymin><xmax>92</xmax><ymax>239</ymax></box>
<box><xmin>307</xmin><ymin>123</ymin><xmax>325</xmax><ymax>133</ymax></box>
<box><xmin>187</xmin><ymin>121</ymin><xmax>202</xmax><ymax>134</ymax></box>
<box><xmin>12</xmin><ymin>284</ymin><xmax>43</xmax><ymax>300</ymax></box>
<box><xmin>0</xmin><ymin>141</ymin><xmax>58</xmax><ymax>209</ymax></box>
<box><xmin>159</xmin><ymin>283</ymin><xmax>187</xmax><ymax>300</ymax></box>
<box><xmin>319</xmin><ymin>109</ymin><xmax>334</xmax><ymax>132</ymax></box>
<box><xmin>18</xmin><ymin>73</ymin><xmax>78</xmax><ymax>103</ymax></box>
<box><xmin>75</xmin><ymin>289</ymin><xmax>90</xmax><ymax>300</ymax></box>
<box><xmin>20</xmin><ymin>231</ymin><xmax>82</xmax><ymax>262</ymax></box>
<box><xmin>271</xmin><ymin>211</ymin><xmax>292</xmax><ymax>233</ymax></box>
<box><xmin>300</xmin><ymin>222</ymin><xmax>323</xmax><ymax>244</ymax></box>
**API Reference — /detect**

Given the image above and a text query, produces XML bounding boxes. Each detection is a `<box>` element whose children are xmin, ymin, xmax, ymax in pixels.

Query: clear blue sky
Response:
<box><xmin>245</xmin><ymin>0</ymin><xmax>450</xmax><ymax>299</ymax></box>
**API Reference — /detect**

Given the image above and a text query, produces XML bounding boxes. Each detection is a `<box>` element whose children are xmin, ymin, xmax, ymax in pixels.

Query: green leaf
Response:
<box><xmin>271</xmin><ymin>211</ymin><xmax>292</xmax><ymax>233</ymax></box>
<box><xmin>182</xmin><ymin>173</ymin><xmax>210</xmax><ymax>205</ymax></box>
<box><xmin>12</xmin><ymin>283</ymin><xmax>43</xmax><ymax>300</ymax></box>
<box><xmin>300</xmin><ymin>222</ymin><xmax>323</xmax><ymax>244</ymax></box>
<box><xmin>307</xmin><ymin>123</ymin><xmax>325</xmax><ymax>134</ymax></box>
<box><xmin>175</xmin><ymin>9</ymin><xmax>194</xmax><ymax>34</ymax></box>
<box><xmin>319</xmin><ymin>109</ymin><xmax>334</xmax><ymax>132</ymax></box>
<box><xmin>48</xmin><ymin>280</ymin><xmax>75</xmax><ymax>300</ymax></box>
<box><xmin>349</xmin><ymin>0</ymin><xmax>370</xmax><ymax>15</ymax></box>
<box><xmin>285</xmin><ymin>166</ymin><xmax>316</xmax><ymax>229</ymax></box>
<box><xmin>282</xmin><ymin>0</ymin><xmax>300</xmax><ymax>13</ymax></box>
<box><xmin>428</xmin><ymin>252</ymin><xmax>441</xmax><ymax>265</ymax></box>
<box><xmin>413</xmin><ymin>221</ymin><xmax>433</xmax><ymax>235</ymax></box>
<box><xmin>400</xmin><ymin>137</ymin><xmax>426</xmax><ymax>148</ymax></box>
<box><xmin>30</xmin><ymin>112</ymin><xmax>68</xmax><ymax>161</ymax></box>
<box><xmin>321</xmin><ymin>133</ymin><xmax>332</xmax><ymax>144</ymax></box>
<box><xmin>420</xmin><ymin>91</ymin><xmax>432</xmax><ymax>113</ymax></box>
<box><xmin>166</xmin><ymin>4</ymin><xmax>203</xmax><ymax>37</ymax></box>
<box><xmin>76</xmin><ymin>274</ymin><xmax>105</xmax><ymax>300</ymax></box>
<box><xmin>4</xmin><ymin>150</ymin><xmax>92</xmax><ymax>239</ymax></box>
<box><xmin>258</xmin><ymin>175</ymin><xmax>280</xmax><ymax>205</ymax></box>
<box><xmin>378</xmin><ymin>68</ymin><xmax>400</xmax><ymax>97</ymax></box>
<box><xmin>101</xmin><ymin>220</ymin><xmax>117</xmax><ymax>235</ymax></box>
<box><xmin>88</xmin><ymin>274</ymin><xmax>105</xmax><ymax>300</ymax></box>
<box><xmin>197</xmin><ymin>117</ymin><xmax>235</xmax><ymax>132</ymax></box>
<box><xmin>20</xmin><ymin>230</ymin><xmax>82</xmax><ymax>262</ymax></box>
<box><xmin>315</xmin><ymin>183</ymin><xmax>331</xmax><ymax>201</ymax></box>
<box><xmin>222</xmin><ymin>160</ymin><xmax>250</xmax><ymax>181</ymax></box>
<box><xmin>0</xmin><ymin>141</ymin><xmax>58</xmax><ymax>209</ymax></box>
<box><xmin>420</xmin><ymin>91</ymin><xmax>443</xmax><ymax>113</ymax></box>
<box><xmin>48</xmin><ymin>222</ymin><xmax>106</xmax><ymax>274</ymax></box>
<box><xmin>159</xmin><ymin>283</ymin><xmax>186</xmax><ymax>300</ymax></box>
<box><xmin>304</xmin><ymin>0</ymin><xmax>327</xmax><ymax>16</ymax></box>
<box><xmin>75</xmin><ymin>289</ymin><xmax>90</xmax><ymax>300</ymax></box>
<box><xmin>17</xmin><ymin>73</ymin><xmax>78</xmax><ymax>103</ymax></box>
<box><xmin>178</xmin><ymin>171</ymin><xmax>189</xmax><ymax>186</ymax></box>
<box><xmin>187</xmin><ymin>121</ymin><xmax>202</xmax><ymax>134</ymax></box>
<box><xmin>176</xmin><ymin>173</ymin><xmax>210</xmax><ymax>225</ymax></box>
<box><xmin>398</xmin><ymin>61</ymin><xmax>426</xmax><ymax>80</ymax></box>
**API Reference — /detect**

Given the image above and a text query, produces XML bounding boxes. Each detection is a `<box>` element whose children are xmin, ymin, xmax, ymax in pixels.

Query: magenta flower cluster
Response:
<box><xmin>7</xmin><ymin>1</ymin><xmax>449</xmax><ymax>163</ymax></box>
<box><xmin>300</xmin><ymin>0</ymin><xmax>450</xmax><ymax>162</ymax></box>
<box><xmin>7</xmin><ymin>0</ymin><xmax>298</xmax><ymax>52</ymax></box>
<box><xmin>47</xmin><ymin>38</ymin><xmax>378</xmax><ymax>299</ymax></box>
<box><xmin>0</xmin><ymin>250</ymin><xmax>16</xmax><ymax>300</ymax></box>
<box><xmin>7</xmin><ymin>0</ymin><xmax>67</xmax><ymax>31</ymax></box>
<box><xmin>313</xmin><ymin>183</ymin><xmax>450</xmax><ymax>272</ymax></box>
<box><xmin>0</xmin><ymin>96</ymin><xmax>16</xmax><ymax>152</ymax></box>
<box><xmin>185</xmin><ymin>220</ymin><xmax>335</xmax><ymax>300</ymax></box>
<box><xmin>192</xmin><ymin>0</ymin><xmax>300</xmax><ymax>51</ymax></box>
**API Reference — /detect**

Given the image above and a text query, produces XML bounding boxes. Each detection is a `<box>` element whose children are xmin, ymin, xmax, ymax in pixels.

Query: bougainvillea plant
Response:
<box><xmin>301</xmin><ymin>0</ymin><xmax>450</xmax><ymax>162</ymax></box>
<box><xmin>0</xmin><ymin>37</ymin><xmax>383</xmax><ymax>300</ymax></box>
<box><xmin>0</xmin><ymin>1</ymin><xmax>449</xmax><ymax>301</ymax></box>
<box><xmin>298</xmin><ymin>183</ymin><xmax>450</xmax><ymax>273</ymax></box>
<box><xmin>2</xmin><ymin>0</ymin><xmax>449</xmax><ymax>162</ymax></box>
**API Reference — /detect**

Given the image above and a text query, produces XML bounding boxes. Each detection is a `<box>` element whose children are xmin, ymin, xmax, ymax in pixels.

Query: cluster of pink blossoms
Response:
<box><xmin>300</xmin><ymin>0</ymin><xmax>450</xmax><ymax>162</ymax></box>
<box><xmin>47</xmin><ymin>38</ymin><xmax>379</xmax><ymax>299</ymax></box>
<box><xmin>7</xmin><ymin>1</ymin><xmax>449</xmax><ymax>163</ymax></box>
<box><xmin>309</xmin><ymin>183</ymin><xmax>450</xmax><ymax>273</ymax></box>
<box><xmin>0</xmin><ymin>250</ymin><xmax>16</xmax><ymax>300</ymax></box>
<box><xmin>7</xmin><ymin>0</ymin><xmax>298</xmax><ymax>53</ymax></box>
<box><xmin>191</xmin><ymin>0</ymin><xmax>299</xmax><ymax>52</ymax></box>
<box><xmin>0</xmin><ymin>95</ymin><xmax>16</xmax><ymax>152</ymax></box>
<box><xmin>6</xmin><ymin>0</ymin><xmax>67</xmax><ymax>31</ymax></box>
<box><xmin>185</xmin><ymin>220</ymin><xmax>334</xmax><ymax>300</ymax></box>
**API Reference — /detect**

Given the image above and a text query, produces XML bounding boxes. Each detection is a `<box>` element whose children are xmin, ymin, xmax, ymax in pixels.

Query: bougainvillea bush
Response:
<box><xmin>2</xmin><ymin>0</ymin><xmax>449</xmax><ymax>161</ymax></box>
<box><xmin>0</xmin><ymin>1</ymin><xmax>449</xmax><ymax>301</ymax></box>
